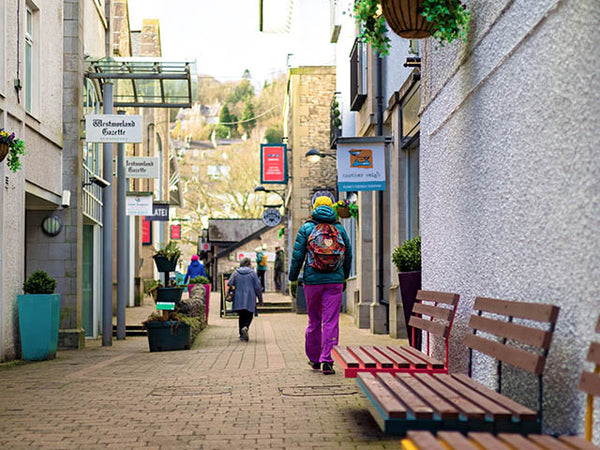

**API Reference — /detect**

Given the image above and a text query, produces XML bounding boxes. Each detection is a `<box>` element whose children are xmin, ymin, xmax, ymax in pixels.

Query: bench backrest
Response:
<box><xmin>579</xmin><ymin>316</ymin><xmax>600</xmax><ymax>442</ymax></box>
<box><xmin>464</xmin><ymin>297</ymin><xmax>560</xmax><ymax>420</ymax></box>
<box><xmin>409</xmin><ymin>290</ymin><xmax>460</xmax><ymax>368</ymax></box>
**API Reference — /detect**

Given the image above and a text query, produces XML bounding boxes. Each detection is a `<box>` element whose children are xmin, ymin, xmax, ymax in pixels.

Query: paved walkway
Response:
<box><xmin>0</xmin><ymin>292</ymin><xmax>406</xmax><ymax>449</ymax></box>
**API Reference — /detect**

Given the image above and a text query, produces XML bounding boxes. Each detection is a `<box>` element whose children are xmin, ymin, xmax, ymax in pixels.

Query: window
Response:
<box><xmin>0</xmin><ymin>0</ymin><xmax>5</xmax><ymax>92</ymax></box>
<box><xmin>400</xmin><ymin>83</ymin><xmax>421</xmax><ymax>240</ymax></box>
<box><xmin>24</xmin><ymin>3</ymin><xmax>38</xmax><ymax>114</ymax></box>
<box><xmin>349</xmin><ymin>39</ymin><xmax>367</xmax><ymax>111</ymax></box>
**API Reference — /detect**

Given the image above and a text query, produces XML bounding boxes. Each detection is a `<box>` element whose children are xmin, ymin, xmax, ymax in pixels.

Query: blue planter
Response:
<box><xmin>17</xmin><ymin>294</ymin><xmax>60</xmax><ymax>360</ymax></box>
<box><xmin>145</xmin><ymin>320</ymin><xmax>190</xmax><ymax>352</ymax></box>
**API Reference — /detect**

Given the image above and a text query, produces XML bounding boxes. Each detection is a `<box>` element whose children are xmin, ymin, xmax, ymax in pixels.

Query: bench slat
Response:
<box><xmin>464</xmin><ymin>333</ymin><xmax>546</xmax><ymax>375</ymax></box>
<box><xmin>474</xmin><ymin>297</ymin><xmax>560</xmax><ymax>323</ymax></box>
<box><xmin>586</xmin><ymin>341</ymin><xmax>600</xmax><ymax>365</ymax></box>
<box><xmin>469</xmin><ymin>314</ymin><xmax>554</xmax><ymax>349</ymax></box>
<box><xmin>394</xmin><ymin>373</ymin><xmax>460</xmax><ymax>419</ymax></box>
<box><xmin>377</xmin><ymin>373</ymin><xmax>434</xmax><ymax>419</ymax></box>
<box><xmin>413</xmin><ymin>302</ymin><xmax>453</xmax><ymax>321</ymax></box>
<box><xmin>356</xmin><ymin>373</ymin><xmax>407</xmax><ymax>418</ymax></box>
<box><xmin>578</xmin><ymin>371</ymin><xmax>600</xmax><ymax>396</ymax></box>
<box><xmin>452</xmin><ymin>374</ymin><xmax>538</xmax><ymax>420</ymax></box>
<box><xmin>433</xmin><ymin>374</ymin><xmax>512</xmax><ymax>420</ymax></box>
<box><xmin>558</xmin><ymin>435</ymin><xmax>600</xmax><ymax>450</ymax></box>
<box><xmin>467</xmin><ymin>432</ymin><xmax>512</xmax><ymax>450</ymax></box>
<box><xmin>360</xmin><ymin>346</ymin><xmax>394</xmax><ymax>368</ymax></box>
<box><xmin>373</xmin><ymin>345</ymin><xmax>411</xmax><ymax>368</ymax></box>
<box><xmin>405</xmin><ymin>431</ymin><xmax>447</xmax><ymax>450</ymax></box>
<box><xmin>416</xmin><ymin>290</ymin><xmax>460</xmax><ymax>306</ymax></box>
<box><xmin>388</xmin><ymin>346</ymin><xmax>428</xmax><ymax>368</ymax></box>
<box><xmin>527</xmin><ymin>434</ymin><xmax>573</xmax><ymax>450</ymax></box>
<box><xmin>497</xmin><ymin>433</ymin><xmax>547</xmax><ymax>450</ymax></box>
<box><xmin>332</xmin><ymin>346</ymin><xmax>360</xmax><ymax>368</ymax></box>
<box><xmin>409</xmin><ymin>316</ymin><xmax>449</xmax><ymax>338</ymax></box>
<box><xmin>436</xmin><ymin>431</ymin><xmax>479</xmax><ymax>450</ymax></box>
<box><xmin>348</xmin><ymin>346</ymin><xmax>377</xmax><ymax>367</ymax></box>
<box><xmin>413</xmin><ymin>373</ymin><xmax>486</xmax><ymax>420</ymax></box>
<box><xmin>401</xmin><ymin>345</ymin><xmax>445</xmax><ymax>368</ymax></box>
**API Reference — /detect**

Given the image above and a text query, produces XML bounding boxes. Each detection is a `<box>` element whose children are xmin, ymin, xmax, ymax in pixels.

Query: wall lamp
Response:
<box><xmin>254</xmin><ymin>185</ymin><xmax>285</xmax><ymax>201</ymax></box>
<box><xmin>305</xmin><ymin>148</ymin><xmax>336</xmax><ymax>163</ymax></box>
<box><xmin>83</xmin><ymin>175</ymin><xmax>111</xmax><ymax>189</ymax></box>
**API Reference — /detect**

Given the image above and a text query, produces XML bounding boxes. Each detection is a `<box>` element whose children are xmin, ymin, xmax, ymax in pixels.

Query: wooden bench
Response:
<box><xmin>356</xmin><ymin>296</ymin><xmax>560</xmax><ymax>435</ymax></box>
<box><xmin>401</xmin><ymin>431</ymin><xmax>598</xmax><ymax>449</ymax></box>
<box><xmin>400</xmin><ymin>316</ymin><xmax>600</xmax><ymax>449</ymax></box>
<box><xmin>333</xmin><ymin>290</ymin><xmax>460</xmax><ymax>377</ymax></box>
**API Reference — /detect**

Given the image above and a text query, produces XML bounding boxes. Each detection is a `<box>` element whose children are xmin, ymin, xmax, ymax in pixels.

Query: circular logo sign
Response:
<box><xmin>262</xmin><ymin>208</ymin><xmax>282</xmax><ymax>227</ymax></box>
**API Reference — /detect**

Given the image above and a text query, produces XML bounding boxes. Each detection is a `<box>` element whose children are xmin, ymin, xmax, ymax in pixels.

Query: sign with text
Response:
<box><xmin>260</xmin><ymin>144</ymin><xmax>287</xmax><ymax>184</ymax></box>
<box><xmin>125</xmin><ymin>157</ymin><xmax>159</xmax><ymax>178</ymax></box>
<box><xmin>236</xmin><ymin>251</ymin><xmax>276</xmax><ymax>262</ymax></box>
<box><xmin>336</xmin><ymin>138</ymin><xmax>386</xmax><ymax>191</ymax></box>
<box><xmin>142</xmin><ymin>216</ymin><xmax>152</xmax><ymax>245</ymax></box>
<box><xmin>170</xmin><ymin>224</ymin><xmax>181</xmax><ymax>240</ymax></box>
<box><xmin>85</xmin><ymin>114</ymin><xmax>143</xmax><ymax>143</ymax></box>
<box><xmin>146</xmin><ymin>203</ymin><xmax>169</xmax><ymax>222</ymax></box>
<box><xmin>125</xmin><ymin>193</ymin><xmax>153</xmax><ymax>216</ymax></box>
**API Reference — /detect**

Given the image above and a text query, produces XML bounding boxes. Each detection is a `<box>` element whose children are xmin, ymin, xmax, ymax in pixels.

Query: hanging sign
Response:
<box><xmin>170</xmin><ymin>224</ymin><xmax>181</xmax><ymax>240</ymax></box>
<box><xmin>125</xmin><ymin>157</ymin><xmax>159</xmax><ymax>178</ymax></box>
<box><xmin>156</xmin><ymin>302</ymin><xmax>175</xmax><ymax>311</ymax></box>
<box><xmin>85</xmin><ymin>114</ymin><xmax>143</xmax><ymax>143</ymax></box>
<box><xmin>142</xmin><ymin>216</ymin><xmax>152</xmax><ymax>245</ymax></box>
<box><xmin>146</xmin><ymin>203</ymin><xmax>170</xmax><ymax>222</ymax></box>
<box><xmin>262</xmin><ymin>208</ymin><xmax>282</xmax><ymax>227</ymax></box>
<box><xmin>336</xmin><ymin>137</ymin><xmax>386</xmax><ymax>191</ymax></box>
<box><xmin>125</xmin><ymin>193</ymin><xmax>153</xmax><ymax>216</ymax></box>
<box><xmin>260</xmin><ymin>144</ymin><xmax>287</xmax><ymax>184</ymax></box>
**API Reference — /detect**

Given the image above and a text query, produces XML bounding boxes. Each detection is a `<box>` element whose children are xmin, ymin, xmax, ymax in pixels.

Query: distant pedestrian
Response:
<box><xmin>228</xmin><ymin>257</ymin><xmax>263</xmax><ymax>341</ymax></box>
<box><xmin>274</xmin><ymin>246</ymin><xmax>285</xmax><ymax>292</ymax></box>
<box><xmin>183</xmin><ymin>255</ymin><xmax>207</xmax><ymax>285</ymax></box>
<box><xmin>255</xmin><ymin>245</ymin><xmax>267</xmax><ymax>291</ymax></box>
<box><xmin>288</xmin><ymin>196</ymin><xmax>352</xmax><ymax>375</ymax></box>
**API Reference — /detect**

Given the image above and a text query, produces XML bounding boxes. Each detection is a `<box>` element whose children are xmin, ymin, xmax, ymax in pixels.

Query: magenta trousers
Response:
<box><xmin>302</xmin><ymin>283</ymin><xmax>343</xmax><ymax>364</ymax></box>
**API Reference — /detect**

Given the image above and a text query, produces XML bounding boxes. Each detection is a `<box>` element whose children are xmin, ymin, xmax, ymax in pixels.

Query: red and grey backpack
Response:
<box><xmin>306</xmin><ymin>221</ymin><xmax>345</xmax><ymax>272</ymax></box>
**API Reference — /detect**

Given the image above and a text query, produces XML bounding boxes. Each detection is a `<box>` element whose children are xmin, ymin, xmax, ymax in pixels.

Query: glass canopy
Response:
<box><xmin>85</xmin><ymin>57</ymin><xmax>196</xmax><ymax>108</ymax></box>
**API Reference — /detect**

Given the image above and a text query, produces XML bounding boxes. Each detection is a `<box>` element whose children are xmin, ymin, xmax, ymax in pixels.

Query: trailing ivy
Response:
<box><xmin>354</xmin><ymin>0</ymin><xmax>391</xmax><ymax>56</ymax></box>
<box><xmin>423</xmin><ymin>0</ymin><xmax>471</xmax><ymax>46</ymax></box>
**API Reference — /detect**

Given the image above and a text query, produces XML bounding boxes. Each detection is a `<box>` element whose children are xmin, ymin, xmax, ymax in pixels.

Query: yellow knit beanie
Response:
<box><xmin>313</xmin><ymin>196</ymin><xmax>333</xmax><ymax>210</ymax></box>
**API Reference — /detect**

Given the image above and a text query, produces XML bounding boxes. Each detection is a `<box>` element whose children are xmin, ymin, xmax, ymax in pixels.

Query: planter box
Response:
<box><xmin>152</xmin><ymin>255</ymin><xmax>178</xmax><ymax>273</ymax></box>
<box><xmin>18</xmin><ymin>294</ymin><xmax>61</xmax><ymax>360</ymax></box>
<box><xmin>398</xmin><ymin>270</ymin><xmax>422</xmax><ymax>348</ymax></box>
<box><xmin>156</xmin><ymin>287</ymin><xmax>184</xmax><ymax>303</ymax></box>
<box><xmin>145</xmin><ymin>320</ymin><xmax>190</xmax><ymax>352</ymax></box>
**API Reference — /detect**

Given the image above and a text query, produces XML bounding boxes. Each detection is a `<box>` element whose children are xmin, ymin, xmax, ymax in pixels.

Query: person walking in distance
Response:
<box><xmin>274</xmin><ymin>246</ymin><xmax>285</xmax><ymax>292</ymax></box>
<box><xmin>288</xmin><ymin>196</ymin><xmax>352</xmax><ymax>375</ymax></box>
<box><xmin>228</xmin><ymin>258</ymin><xmax>263</xmax><ymax>341</ymax></box>
<box><xmin>255</xmin><ymin>245</ymin><xmax>267</xmax><ymax>291</ymax></box>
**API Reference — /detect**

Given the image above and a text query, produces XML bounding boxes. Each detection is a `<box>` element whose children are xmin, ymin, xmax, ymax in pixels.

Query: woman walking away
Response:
<box><xmin>288</xmin><ymin>196</ymin><xmax>352</xmax><ymax>375</ymax></box>
<box><xmin>228</xmin><ymin>257</ymin><xmax>263</xmax><ymax>341</ymax></box>
<box><xmin>184</xmin><ymin>255</ymin><xmax>207</xmax><ymax>285</ymax></box>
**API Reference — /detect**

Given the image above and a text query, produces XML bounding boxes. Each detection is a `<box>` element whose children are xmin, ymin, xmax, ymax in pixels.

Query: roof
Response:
<box><xmin>208</xmin><ymin>219</ymin><xmax>266</xmax><ymax>244</ymax></box>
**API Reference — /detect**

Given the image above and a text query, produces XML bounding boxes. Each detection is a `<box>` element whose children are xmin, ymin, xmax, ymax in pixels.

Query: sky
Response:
<box><xmin>128</xmin><ymin>0</ymin><xmax>335</xmax><ymax>87</ymax></box>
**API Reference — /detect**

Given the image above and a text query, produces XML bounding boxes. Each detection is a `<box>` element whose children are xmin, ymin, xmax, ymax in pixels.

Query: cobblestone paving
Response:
<box><xmin>0</xmin><ymin>293</ymin><xmax>406</xmax><ymax>449</ymax></box>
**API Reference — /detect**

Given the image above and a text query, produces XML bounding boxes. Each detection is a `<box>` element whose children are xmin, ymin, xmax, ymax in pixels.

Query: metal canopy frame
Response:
<box><xmin>85</xmin><ymin>57</ymin><xmax>195</xmax><ymax>108</ymax></box>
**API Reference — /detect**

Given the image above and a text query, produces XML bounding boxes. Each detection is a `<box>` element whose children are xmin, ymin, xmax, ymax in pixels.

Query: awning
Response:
<box><xmin>85</xmin><ymin>57</ymin><xmax>195</xmax><ymax>108</ymax></box>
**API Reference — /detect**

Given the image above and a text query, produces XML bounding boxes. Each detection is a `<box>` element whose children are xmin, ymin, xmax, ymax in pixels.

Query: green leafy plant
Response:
<box><xmin>333</xmin><ymin>200</ymin><xmax>359</xmax><ymax>220</ymax></box>
<box><xmin>0</xmin><ymin>128</ymin><xmax>26</xmax><ymax>172</ymax></box>
<box><xmin>22</xmin><ymin>270</ymin><xmax>57</xmax><ymax>294</ymax></box>
<box><xmin>354</xmin><ymin>0</ymin><xmax>391</xmax><ymax>56</ymax></box>
<box><xmin>190</xmin><ymin>275</ymin><xmax>210</xmax><ymax>285</ymax></box>
<box><xmin>423</xmin><ymin>0</ymin><xmax>470</xmax><ymax>45</ymax></box>
<box><xmin>144</xmin><ymin>279</ymin><xmax>162</xmax><ymax>300</ymax></box>
<box><xmin>392</xmin><ymin>236</ymin><xmax>421</xmax><ymax>272</ymax></box>
<box><xmin>154</xmin><ymin>241</ymin><xmax>181</xmax><ymax>261</ymax></box>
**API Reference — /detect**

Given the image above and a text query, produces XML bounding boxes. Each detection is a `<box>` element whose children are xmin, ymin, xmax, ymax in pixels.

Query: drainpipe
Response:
<box><xmin>376</xmin><ymin>55</ymin><xmax>385</xmax><ymax>324</ymax></box>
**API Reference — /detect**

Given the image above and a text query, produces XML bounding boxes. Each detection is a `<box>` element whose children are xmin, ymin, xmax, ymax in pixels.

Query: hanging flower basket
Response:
<box><xmin>333</xmin><ymin>200</ymin><xmax>359</xmax><ymax>220</ymax></box>
<box><xmin>0</xmin><ymin>128</ymin><xmax>26</xmax><ymax>172</ymax></box>
<box><xmin>0</xmin><ymin>143</ymin><xmax>8</xmax><ymax>163</ymax></box>
<box><xmin>382</xmin><ymin>0</ymin><xmax>433</xmax><ymax>39</ymax></box>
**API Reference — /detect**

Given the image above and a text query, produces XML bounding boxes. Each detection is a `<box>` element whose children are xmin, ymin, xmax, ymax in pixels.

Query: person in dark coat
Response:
<box><xmin>228</xmin><ymin>257</ymin><xmax>263</xmax><ymax>341</ymax></box>
<box><xmin>183</xmin><ymin>255</ymin><xmax>207</xmax><ymax>284</ymax></box>
<box><xmin>288</xmin><ymin>196</ymin><xmax>352</xmax><ymax>375</ymax></box>
<box><xmin>274</xmin><ymin>246</ymin><xmax>285</xmax><ymax>292</ymax></box>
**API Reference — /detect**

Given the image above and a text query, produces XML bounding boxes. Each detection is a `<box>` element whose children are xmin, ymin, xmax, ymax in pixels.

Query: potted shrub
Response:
<box><xmin>0</xmin><ymin>128</ymin><xmax>26</xmax><ymax>172</ymax></box>
<box><xmin>152</xmin><ymin>241</ymin><xmax>181</xmax><ymax>273</ymax></box>
<box><xmin>333</xmin><ymin>199</ymin><xmax>359</xmax><ymax>220</ymax></box>
<box><xmin>18</xmin><ymin>270</ymin><xmax>60</xmax><ymax>360</ymax></box>
<box><xmin>142</xmin><ymin>311</ymin><xmax>194</xmax><ymax>352</ymax></box>
<box><xmin>188</xmin><ymin>275</ymin><xmax>211</xmax><ymax>322</ymax></box>
<box><xmin>392</xmin><ymin>236</ymin><xmax>421</xmax><ymax>347</ymax></box>
<box><xmin>354</xmin><ymin>0</ymin><xmax>471</xmax><ymax>54</ymax></box>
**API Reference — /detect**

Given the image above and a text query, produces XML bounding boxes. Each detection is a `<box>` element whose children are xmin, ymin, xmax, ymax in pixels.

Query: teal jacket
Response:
<box><xmin>288</xmin><ymin>205</ymin><xmax>352</xmax><ymax>285</ymax></box>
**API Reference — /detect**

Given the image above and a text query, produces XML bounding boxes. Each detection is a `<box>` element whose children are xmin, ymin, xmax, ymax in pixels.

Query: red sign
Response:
<box><xmin>199</xmin><ymin>242</ymin><xmax>212</xmax><ymax>251</ymax></box>
<box><xmin>261</xmin><ymin>144</ymin><xmax>287</xmax><ymax>184</ymax></box>
<box><xmin>170</xmin><ymin>224</ymin><xmax>181</xmax><ymax>240</ymax></box>
<box><xmin>142</xmin><ymin>216</ymin><xmax>151</xmax><ymax>245</ymax></box>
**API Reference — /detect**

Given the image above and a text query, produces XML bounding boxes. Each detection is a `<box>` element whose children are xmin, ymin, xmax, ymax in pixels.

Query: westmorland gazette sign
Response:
<box><xmin>85</xmin><ymin>114</ymin><xmax>143</xmax><ymax>143</ymax></box>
